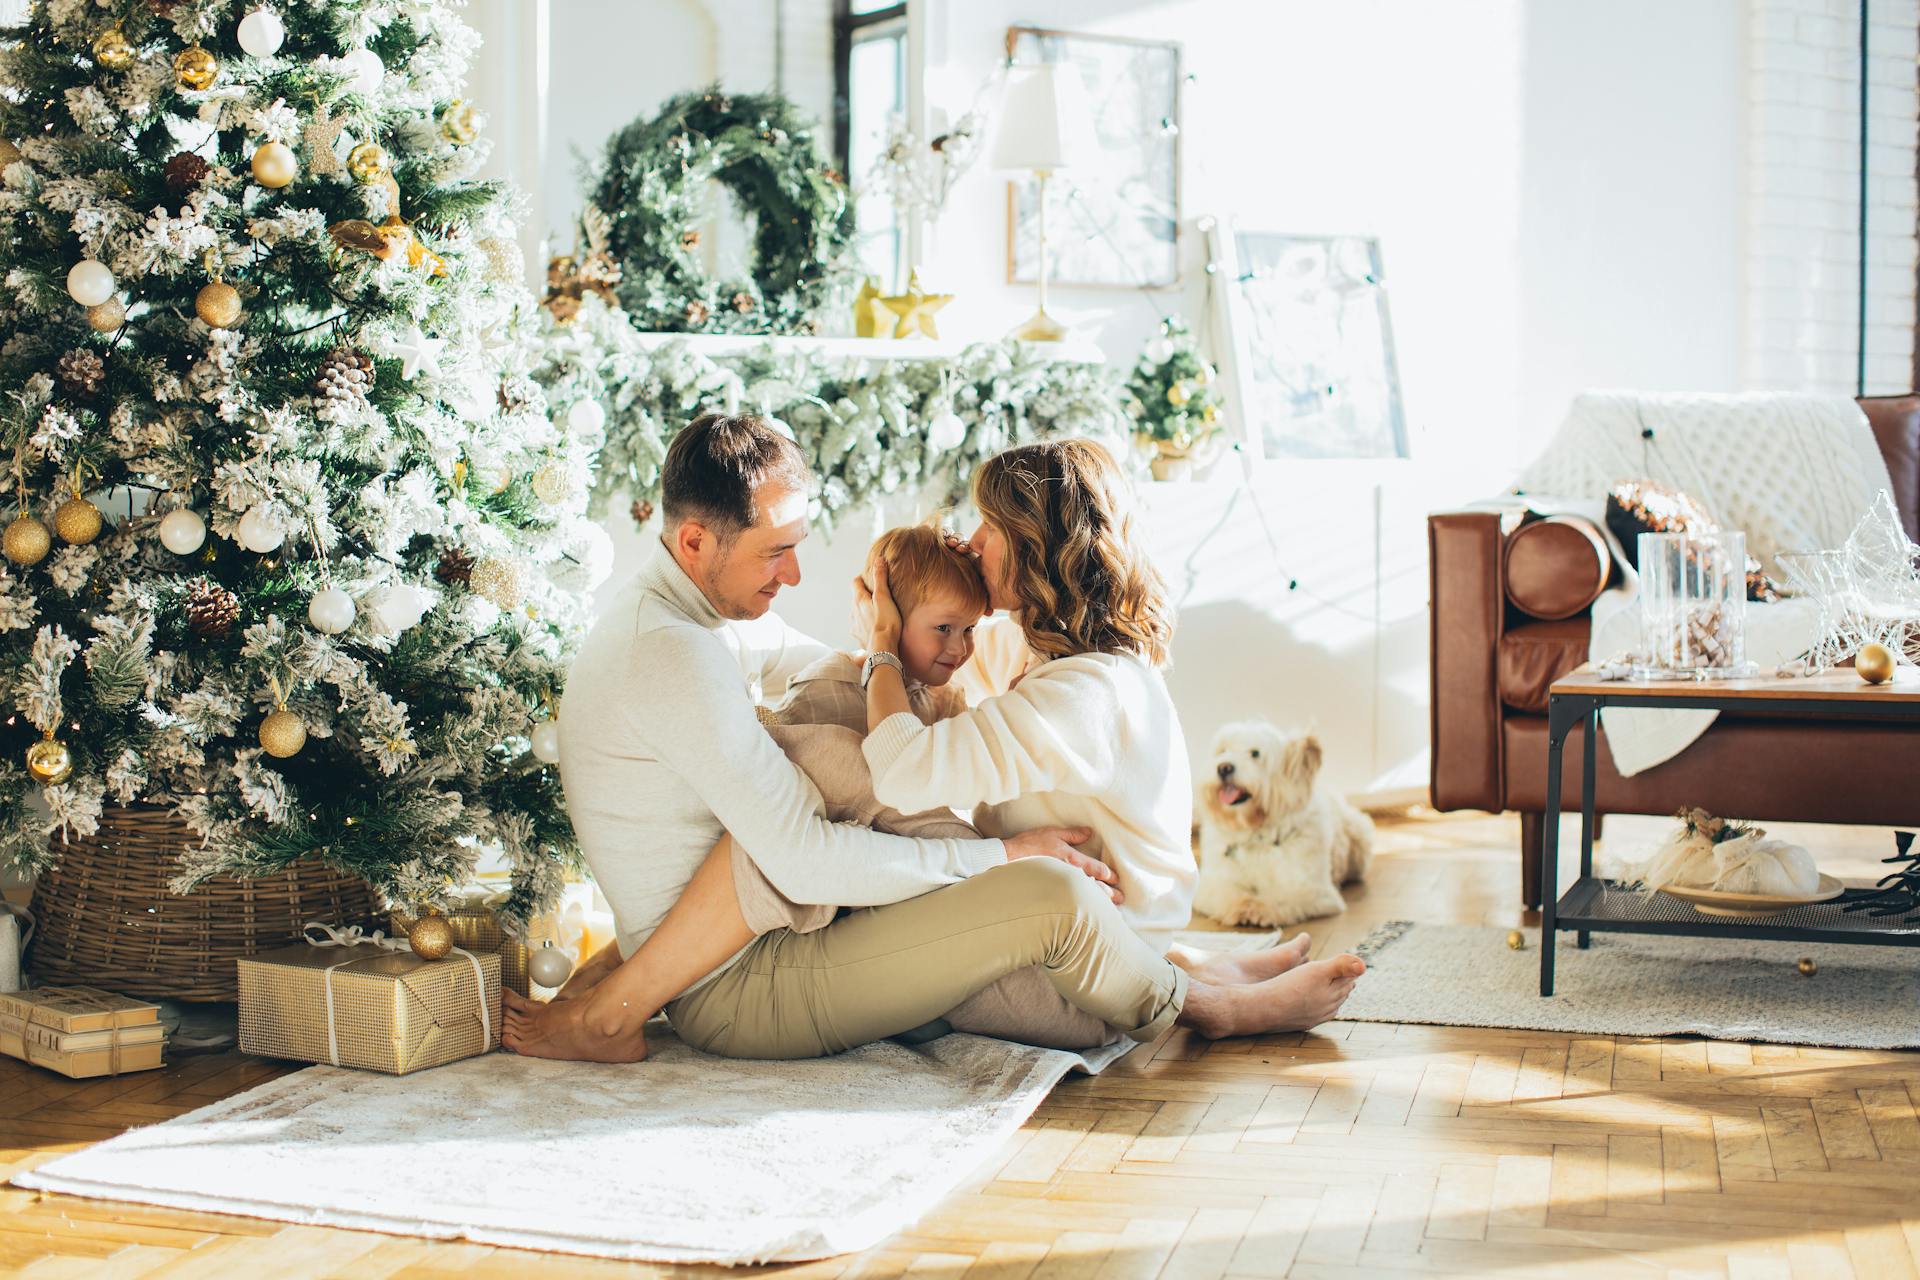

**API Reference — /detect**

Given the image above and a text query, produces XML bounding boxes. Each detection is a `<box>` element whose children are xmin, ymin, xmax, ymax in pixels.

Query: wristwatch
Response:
<box><xmin>860</xmin><ymin>650</ymin><xmax>903</xmax><ymax>688</ymax></box>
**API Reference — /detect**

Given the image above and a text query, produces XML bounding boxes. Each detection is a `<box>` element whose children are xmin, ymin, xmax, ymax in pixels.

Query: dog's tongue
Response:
<box><xmin>1219</xmin><ymin>784</ymin><xmax>1247</xmax><ymax>806</ymax></box>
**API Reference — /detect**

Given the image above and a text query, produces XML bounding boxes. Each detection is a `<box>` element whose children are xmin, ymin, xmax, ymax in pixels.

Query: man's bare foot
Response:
<box><xmin>501</xmin><ymin>987</ymin><xmax>650</xmax><ymax>1063</ymax></box>
<box><xmin>1178</xmin><ymin>954</ymin><xmax>1366</xmax><ymax>1040</ymax></box>
<box><xmin>1170</xmin><ymin>932</ymin><xmax>1313</xmax><ymax>986</ymax></box>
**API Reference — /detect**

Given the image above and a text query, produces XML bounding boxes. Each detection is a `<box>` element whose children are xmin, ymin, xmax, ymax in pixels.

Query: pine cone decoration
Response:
<box><xmin>185</xmin><ymin>578</ymin><xmax>240</xmax><ymax>639</ymax></box>
<box><xmin>435</xmin><ymin>547</ymin><xmax>474</xmax><ymax>586</ymax></box>
<box><xmin>630</xmin><ymin>499</ymin><xmax>655</xmax><ymax>527</ymax></box>
<box><xmin>164</xmin><ymin>151</ymin><xmax>211</xmax><ymax>196</ymax></box>
<box><xmin>56</xmin><ymin>349</ymin><xmax>105</xmax><ymax>396</ymax></box>
<box><xmin>313</xmin><ymin>346</ymin><xmax>374</xmax><ymax>421</ymax></box>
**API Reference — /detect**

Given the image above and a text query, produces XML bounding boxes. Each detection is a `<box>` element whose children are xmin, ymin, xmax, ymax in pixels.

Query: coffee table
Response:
<box><xmin>1539</xmin><ymin>665</ymin><xmax>1920</xmax><ymax>996</ymax></box>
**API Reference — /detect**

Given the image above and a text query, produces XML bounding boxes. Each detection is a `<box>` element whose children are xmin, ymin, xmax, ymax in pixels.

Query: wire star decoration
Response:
<box><xmin>1779</xmin><ymin>490</ymin><xmax>1920</xmax><ymax>669</ymax></box>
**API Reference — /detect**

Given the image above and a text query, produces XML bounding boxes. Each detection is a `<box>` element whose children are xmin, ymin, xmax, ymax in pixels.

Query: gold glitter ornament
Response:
<box><xmin>53</xmin><ymin>496</ymin><xmax>102</xmax><ymax>545</ymax></box>
<box><xmin>173</xmin><ymin>45</ymin><xmax>219</xmax><ymax>91</ymax></box>
<box><xmin>25</xmin><ymin>732</ymin><xmax>71</xmax><ymax>786</ymax></box>
<box><xmin>478</xmin><ymin>235</ymin><xmax>523</xmax><ymax>285</ymax></box>
<box><xmin>1797</xmin><ymin>956</ymin><xmax>1817</xmax><ymax>976</ymax></box>
<box><xmin>439</xmin><ymin>99</ymin><xmax>481</xmax><ymax>145</ymax></box>
<box><xmin>258</xmin><ymin>707</ymin><xmax>306</xmax><ymax>758</ymax></box>
<box><xmin>3</xmin><ymin>514</ymin><xmax>50</xmax><ymax>566</ymax></box>
<box><xmin>250</xmin><ymin>140</ymin><xmax>298</xmax><ymax>188</ymax></box>
<box><xmin>85</xmin><ymin>297</ymin><xmax>126</xmax><ymax>333</ymax></box>
<box><xmin>468</xmin><ymin>556</ymin><xmax>527</xmax><ymax>609</ymax></box>
<box><xmin>347</xmin><ymin>141</ymin><xmax>389</xmax><ymax>183</ymax></box>
<box><xmin>408</xmin><ymin>914</ymin><xmax>453</xmax><ymax>961</ymax></box>
<box><xmin>92</xmin><ymin>26</ymin><xmax>135</xmax><ymax>71</ymax></box>
<box><xmin>195</xmin><ymin>281</ymin><xmax>242</xmax><ymax>328</ymax></box>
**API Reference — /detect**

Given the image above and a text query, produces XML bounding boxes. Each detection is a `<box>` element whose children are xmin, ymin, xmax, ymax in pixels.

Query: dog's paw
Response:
<box><xmin>1221</xmin><ymin>897</ymin><xmax>1291</xmax><ymax>929</ymax></box>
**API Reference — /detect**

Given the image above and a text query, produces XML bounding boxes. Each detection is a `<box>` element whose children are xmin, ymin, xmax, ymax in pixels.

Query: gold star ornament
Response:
<box><xmin>880</xmin><ymin>271</ymin><xmax>952</xmax><ymax>340</ymax></box>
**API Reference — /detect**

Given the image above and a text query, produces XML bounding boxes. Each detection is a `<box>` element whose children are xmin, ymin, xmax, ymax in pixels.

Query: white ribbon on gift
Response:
<box><xmin>301</xmin><ymin>921</ymin><xmax>492</xmax><ymax>1068</ymax></box>
<box><xmin>1</xmin><ymin>902</ymin><xmax>33</xmax><ymax>994</ymax></box>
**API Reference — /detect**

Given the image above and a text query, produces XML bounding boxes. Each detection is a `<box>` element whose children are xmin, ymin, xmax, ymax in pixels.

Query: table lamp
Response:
<box><xmin>993</xmin><ymin>62</ymin><xmax>1099</xmax><ymax>342</ymax></box>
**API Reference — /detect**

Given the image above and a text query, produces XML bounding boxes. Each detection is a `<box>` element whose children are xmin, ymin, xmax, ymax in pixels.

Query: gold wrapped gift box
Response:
<box><xmin>238</xmin><ymin>942</ymin><xmax>499</xmax><ymax>1075</ymax></box>
<box><xmin>390</xmin><ymin>905</ymin><xmax>530</xmax><ymax>995</ymax></box>
<box><xmin>0</xmin><ymin>985</ymin><xmax>165</xmax><ymax>1078</ymax></box>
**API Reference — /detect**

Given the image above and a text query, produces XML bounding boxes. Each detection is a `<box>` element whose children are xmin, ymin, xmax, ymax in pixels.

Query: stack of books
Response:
<box><xmin>0</xmin><ymin>986</ymin><xmax>165</xmax><ymax>1078</ymax></box>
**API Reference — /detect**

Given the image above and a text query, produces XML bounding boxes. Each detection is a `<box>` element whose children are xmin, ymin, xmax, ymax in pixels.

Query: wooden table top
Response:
<box><xmin>1552</xmin><ymin>663</ymin><xmax>1920</xmax><ymax>702</ymax></box>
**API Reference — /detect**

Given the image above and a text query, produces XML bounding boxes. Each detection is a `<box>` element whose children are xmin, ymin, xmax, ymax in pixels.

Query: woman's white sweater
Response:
<box><xmin>862</xmin><ymin>650</ymin><xmax>1197</xmax><ymax>951</ymax></box>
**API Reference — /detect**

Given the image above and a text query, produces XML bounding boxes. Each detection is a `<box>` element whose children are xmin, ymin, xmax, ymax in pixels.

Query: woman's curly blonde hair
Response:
<box><xmin>972</xmin><ymin>439</ymin><xmax>1172</xmax><ymax>666</ymax></box>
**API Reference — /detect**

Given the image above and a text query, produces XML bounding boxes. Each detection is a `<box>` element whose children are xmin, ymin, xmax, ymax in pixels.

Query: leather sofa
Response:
<box><xmin>1428</xmin><ymin>395</ymin><xmax>1920</xmax><ymax>906</ymax></box>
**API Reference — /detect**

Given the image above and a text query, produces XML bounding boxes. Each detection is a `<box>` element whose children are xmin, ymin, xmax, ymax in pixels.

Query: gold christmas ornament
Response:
<box><xmin>85</xmin><ymin>297</ymin><xmax>126</xmax><ymax>333</ymax></box>
<box><xmin>347</xmin><ymin>141</ymin><xmax>389</xmax><ymax>183</ymax></box>
<box><xmin>408</xmin><ymin>913</ymin><xmax>454</xmax><ymax>961</ymax></box>
<box><xmin>1505</xmin><ymin>930</ymin><xmax>1525</xmax><ymax>951</ymax></box>
<box><xmin>468</xmin><ymin>555</ymin><xmax>527</xmax><ymax>610</ymax></box>
<box><xmin>853</xmin><ymin>276</ymin><xmax>885</xmax><ymax>338</ymax></box>
<box><xmin>0</xmin><ymin>138</ymin><xmax>19</xmax><ymax>168</ymax></box>
<box><xmin>25</xmin><ymin>732</ymin><xmax>71</xmax><ymax>786</ymax></box>
<box><xmin>303</xmin><ymin>104</ymin><xmax>348</xmax><ymax>176</ymax></box>
<box><xmin>173</xmin><ymin>45</ymin><xmax>219</xmax><ymax>91</ymax></box>
<box><xmin>53</xmin><ymin>496</ymin><xmax>102</xmax><ymax>546</ymax></box>
<box><xmin>3</xmin><ymin>514</ymin><xmax>50</xmax><ymax>566</ymax></box>
<box><xmin>1167</xmin><ymin>382</ymin><xmax>1191</xmax><ymax>407</ymax></box>
<box><xmin>258</xmin><ymin>707</ymin><xmax>306</xmax><ymax>758</ymax></box>
<box><xmin>195</xmin><ymin>281</ymin><xmax>242</xmax><ymax>328</ymax></box>
<box><xmin>250</xmin><ymin>140</ymin><xmax>298</xmax><ymax>189</ymax></box>
<box><xmin>1855</xmin><ymin>642</ymin><xmax>1896</xmax><ymax>685</ymax></box>
<box><xmin>879</xmin><ymin>271</ymin><xmax>952</xmax><ymax>340</ymax></box>
<box><xmin>478</xmin><ymin>235</ymin><xmax>523</xmax><ymax>285</ymax></box>
<box><xmin>1797</xmin><ymin>956</ymin><xmax>1817</xmax><ymax>976</ymax></box>
<box><xmin>92</xmin><ymin>26</ymin><xmax>136</xmax><ymax>71</ymax></box>
<box><xmin>439</xmin><ymin>99</ymin><xmax>481</xmax><ymax>145</ymax></box>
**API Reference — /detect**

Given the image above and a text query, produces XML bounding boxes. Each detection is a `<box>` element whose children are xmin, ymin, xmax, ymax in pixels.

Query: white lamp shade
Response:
<box><xmin>991</xmin><ymin>63</ymin><xmax>1101</xmax><ymax>172</ymax></box>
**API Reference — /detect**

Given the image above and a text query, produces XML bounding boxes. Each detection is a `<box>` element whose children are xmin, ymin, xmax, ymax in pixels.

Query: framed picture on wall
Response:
<box><xmin>1207</xmin><ymin>221</ymin><xmax>1409</xmax><ymax>460</ymax></box>
<box><xmin>1005</xmin><ymin>27</ymin><xmax>1181</xmax><ymax>290</ymax></box>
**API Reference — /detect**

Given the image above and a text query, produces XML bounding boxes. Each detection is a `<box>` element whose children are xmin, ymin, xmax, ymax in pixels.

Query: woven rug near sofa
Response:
<box><xmin>1341</xmin><ymin>921</ymin><xmax>1920</xmax><ymax>1049</ymax></box>
<box><xmin>11</xmin><ymin>929</ymin><xmax>1275</xmax><ymax>1264</ymax></box>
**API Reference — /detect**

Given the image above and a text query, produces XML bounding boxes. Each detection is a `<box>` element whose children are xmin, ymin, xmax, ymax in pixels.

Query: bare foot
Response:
<box><xmin>501</xmin><ymin>987</ymin><xmax>651</xmax><ymax>1063</ymax></box>
<box><xmin>1179</xmin><ymin>955</ymin><xmax>1366</xmax><ymax>1040</ymax></box>
<box><xmin>550</xmin><ymin>942</ymin><xmax>621</xmax><ymax>1002</ymax></box>
<box><xmin>1170</xmin><ymin>932</ymin><xmax>1313</xmax><ymax>986</ymax></box>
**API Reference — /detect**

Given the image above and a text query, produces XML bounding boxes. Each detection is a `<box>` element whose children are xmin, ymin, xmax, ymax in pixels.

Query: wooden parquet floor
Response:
<box><xmin>4</xmin><ymin>812</ymin><xmax>1919</xmax><ymax>1279</ymax></box>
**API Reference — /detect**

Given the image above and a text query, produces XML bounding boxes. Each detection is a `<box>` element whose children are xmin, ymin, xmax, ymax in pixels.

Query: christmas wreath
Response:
<box><xmin>588</xmin><ymin>88</ymin><xmax>854</xmax><ymax>335</ymax></box>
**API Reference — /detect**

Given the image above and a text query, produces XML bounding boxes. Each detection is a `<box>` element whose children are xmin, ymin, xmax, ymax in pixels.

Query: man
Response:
<box><xmin>503</xmin><ymin>414</ymin><xmax>1364</xmax><ymax>1061</ymax></box>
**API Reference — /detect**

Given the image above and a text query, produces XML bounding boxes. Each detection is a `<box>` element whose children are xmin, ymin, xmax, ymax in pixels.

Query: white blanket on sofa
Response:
<box><xmin>1517</xmin><ymin>391</ymin><xmax>1889</xmax><ymax>776</ymax></box>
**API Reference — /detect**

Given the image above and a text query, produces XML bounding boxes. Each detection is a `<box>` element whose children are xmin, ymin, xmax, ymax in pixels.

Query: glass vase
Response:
<box><xmin>1636</xmin><ymin>530</ymin><xmax>1750</xmax><ymax>678</ymax></box>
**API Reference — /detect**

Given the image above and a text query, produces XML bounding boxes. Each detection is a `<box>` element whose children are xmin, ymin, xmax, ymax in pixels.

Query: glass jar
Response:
<box><xmin>1636</xmin><ymin>530</ymin><xmax>1750</xmax><ymax>677</ymax></box>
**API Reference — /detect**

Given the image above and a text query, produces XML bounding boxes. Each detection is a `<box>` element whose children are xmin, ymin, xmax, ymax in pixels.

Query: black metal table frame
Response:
<box><xmin>1539</xmin><ymin>685</ymin><xmax>1920</xmax><ymax>996</ymax></box>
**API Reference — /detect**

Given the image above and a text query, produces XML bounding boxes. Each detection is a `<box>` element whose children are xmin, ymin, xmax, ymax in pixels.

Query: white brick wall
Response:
<box><xmin>1747</xmin><ymin>0</ymin><xmax>1919</xmax><ymax>394</ymax></box>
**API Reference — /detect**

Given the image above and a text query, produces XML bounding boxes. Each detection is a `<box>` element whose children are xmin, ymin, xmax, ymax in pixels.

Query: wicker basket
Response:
<box><xmin>27</xmin><ymin>804</ymin><xmax>380</xmax><ymax>1002</ymax></box>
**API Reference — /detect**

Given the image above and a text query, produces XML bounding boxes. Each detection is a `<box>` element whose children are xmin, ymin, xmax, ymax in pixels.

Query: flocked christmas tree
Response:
<box><xmin>0</xmin><ymin>0</ymin><xmax>603</xmax><ymax>925</ymax></box>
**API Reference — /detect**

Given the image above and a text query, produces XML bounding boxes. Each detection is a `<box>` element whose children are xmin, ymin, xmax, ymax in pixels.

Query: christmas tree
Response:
<box><xmin>1126</xmin><ymin>316</ymin><xmax>1223</xmax><ymax>452</ymax></box>
<box><xmin>0</xmin><ymin>0</ymin><xmax>600</xmax><ymax>925</ymax></box>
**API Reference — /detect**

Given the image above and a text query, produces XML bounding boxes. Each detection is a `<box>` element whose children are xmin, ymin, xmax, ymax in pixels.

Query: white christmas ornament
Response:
<box><xmin>926</xmin><ymin>410</ymin><xmax>968</xmax><ymax>453</ymax></box>
<box><xmin>235</xmin><ymin>505</ymin><xmax>284</xmax><ymax>553</ymax></box>
<box><xmin>1144</xmin><ymin>335</ymin><xmax>1176</xmax><ymax>364</ymax></box>
<box><xmin>66</xmin><ymin>260</ymin><xmax>115</xmax><ymax>307</ymax></box>
<box><xmin>531</xmin><ymin>460</ymin><xmax>578</xmax><ymax>505</ymax></box>
<box><xmin>528</xmin><ymin>938</ymin><xmax>572</xmax><ymax>985</ymax></box>
<box><xmin>367</xmin><ymin>582</ymin><xmax>431</xmax><ymax>636</ymax></box>
<box><xmin>549</xmin><ymin>520</ymin><xmax>614</xmax><ymax>595</ymax></box>
<box><xmin>339</xmin><ymin>47</ymin><xmax>384</xmax><ymax>95</ymax></box>
<box><xmin>307</xmin><ymin>585</ymin><xmax>356</xmax><ymax>634</ymax></box>
<box><xmin>236</xmin><ymin>8</ymin><xmax>285</xmax><ymax>57</ymax></box>
<box><xmin>157</xmin><ymin>507</ymin><xmax>207</xmax><ymax>555</ymax></box>
<box><xmin>565</xmin><ymin>397</ymin><xmax>606</xmax><ymax>436</ymax></box>
<box><xmin>530</xmin><ymin>721</ymin><xmax>561</xmax><ymax>764</ymax></box>
<box><xmin>382</xmin><ymin>322</ymin><xmax>445</xmax><ymax>381</ymax></box>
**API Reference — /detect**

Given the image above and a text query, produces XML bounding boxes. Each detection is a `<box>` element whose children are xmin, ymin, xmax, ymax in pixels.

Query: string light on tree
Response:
<box><xmin>66</xmin><ymin>261</ymin><xmax>115</xmax><ymax>307</ymax></box>
<box><xmin>235</xmin><ymin>8</ymin><xmax>285</xmax><ymax>57</ymax></box>
<box><xmin>158</xmin><ymin>507</ymin><xmax>206</xmax><ymax>555</ymax></box>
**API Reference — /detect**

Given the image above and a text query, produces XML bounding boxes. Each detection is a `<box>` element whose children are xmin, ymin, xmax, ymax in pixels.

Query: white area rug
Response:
<box><xmin>1342</xmin><ymin>921</ymin><xmax>1920</xmax><ymax>1049</ymax></box>
<box><xmin>15</xmin><ymin>930</ymin><xmax>1272</xmax><ymax>1263</ymax></box>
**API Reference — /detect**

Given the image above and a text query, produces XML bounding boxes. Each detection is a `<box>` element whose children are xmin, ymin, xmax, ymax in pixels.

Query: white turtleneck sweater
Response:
<box><xmin>557</xmin><ymin>547</ymin><xmax>1006</xmax><ymax>986</ymax></box>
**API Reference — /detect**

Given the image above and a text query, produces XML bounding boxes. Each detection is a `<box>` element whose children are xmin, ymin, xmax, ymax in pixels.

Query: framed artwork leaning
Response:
<box><xmin>1005</xmin><ymin>26</ymin><xmax>1181</xmax><ymax>290</ymax></box>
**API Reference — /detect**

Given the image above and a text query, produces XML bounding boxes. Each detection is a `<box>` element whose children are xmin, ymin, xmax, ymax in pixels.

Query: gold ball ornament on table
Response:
<box><xmin>53</xmin><ymin>496</ymin><xmax>102</xmax><ymax>546</ymax></box>
<box><xmin>1797</xmin><ymin>956</ymin><xmax>1817</xmax><ymax>976</ymax></box>
<box><xmin>25</xmin><ymin>732</ymin><xmax>72</xmax><ymax>786</ymax></box>
<box><xmin>250</xmin><ymin>141</ymin><xmax>298</xmax><ymax>189</ymax></box>
<box><xmin>258</xmin><ymin>707</ymin><xmax>306</xmax><ymax>758</ymax></box>
<box><xmin>195</xmin><ymin>282</ymin><xmax>243</xmax><ymax>328</ymax></box>
<box><xmin>92</xmin><ymin>26</ymin><xmax>136</xmax><ymax>71</ymax></box>
<box><xmin>3</xmin><ymin>515</ymin><xmax>51</xmax><ymax>567</ymax></box>
<box><xmin>173</xmin><ymin>46</ymin><xmax>219</xmax><ymax>91</ymax></box>
<box><xmin>85</xmin><ymin>297</ymin><xmax>126</xmax><ymax>334</ymax></box>
<box><xmin>1855</xmin><ymin>642</ymin><xmax>1896</xmax><ymax>685</ymax></box>
<box><xmin>1506</xmin><ymin>930</ymin><xmax>1525</xmax><ymax>950</ymax></box>
<box><xmin>347</xmin><ymin>141</ymin><xmax>390</xmax><ymax>183</ymax></box>
<box><xmin>439</xmin><ymin>99</ymin><xmax>482</xmax><ymax>145</ymax></box>
<box><xmin>408</xmin><ymin>914</ymin><xmax>453</xmax><ymax>961</ymax></box>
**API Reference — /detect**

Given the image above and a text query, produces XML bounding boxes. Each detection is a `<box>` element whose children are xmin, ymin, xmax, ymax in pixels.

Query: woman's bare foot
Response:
<box><xmin>1178</xmin><ymin>954</ymin><xmax>1366</xmax><ymax>1040</ymax></box>
<box><xmin>549</xmin><ymin>942</ymin><xmax>621</xmax><ymax>1002</ymax></box>
<box><xmin>1169</xmin><ymin>932</ymin><xmax>1313</xmax><ymax>986</ymax></box>
<box><xmin>501</xmin><ymin>987</ymin><xmax>651</xmax><ymax>1063</ymax></box>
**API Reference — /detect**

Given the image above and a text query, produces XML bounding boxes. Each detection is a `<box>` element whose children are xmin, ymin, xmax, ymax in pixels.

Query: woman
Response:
<box><xmin>503</xmin><ymin>440</ymin><xmax>1364</xmax><ymax>1062</ymax></box>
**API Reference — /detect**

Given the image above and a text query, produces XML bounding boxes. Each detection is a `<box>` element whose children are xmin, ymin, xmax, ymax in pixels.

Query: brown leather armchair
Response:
<box><xmin>1428</xmin><ymin>396</ymin><xmax>1920</xmax><ymax>906</ymax></box>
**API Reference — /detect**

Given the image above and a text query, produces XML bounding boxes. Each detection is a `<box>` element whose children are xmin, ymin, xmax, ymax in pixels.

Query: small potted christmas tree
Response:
<box><xmin>0</xmin><ymin>0</ymin><xmax>600</xmax><ymax>998</ymax></box>
<box><xmin>1127</xmin><ymin>317</ymin><xmax>1225</xmax><ymax>480</ymax></box>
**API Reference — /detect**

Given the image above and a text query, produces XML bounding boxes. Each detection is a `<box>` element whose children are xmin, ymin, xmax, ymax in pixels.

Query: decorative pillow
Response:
<box><xmin>1503</xmin><ymin>516</ymin><xmax>1611</xmax><ymax>620</ymax></box>
<box><xmin>1605</xmin><ymin>479</ymin><xmax>1785</xmax><ymax>602</ymax></box>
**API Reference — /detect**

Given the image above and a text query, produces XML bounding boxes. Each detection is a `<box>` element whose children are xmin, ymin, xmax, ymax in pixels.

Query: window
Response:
<box><xmin>835</xmin><ymin>1</ymin><xmax>908</xmax><ymax>291</ymax></box>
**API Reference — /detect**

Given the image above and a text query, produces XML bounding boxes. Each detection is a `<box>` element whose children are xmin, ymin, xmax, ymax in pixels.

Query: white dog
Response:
<box><xmin>1193</xmin><ymin>721</ymin><xmax>1373</xmax><ymax>928</ymax></box>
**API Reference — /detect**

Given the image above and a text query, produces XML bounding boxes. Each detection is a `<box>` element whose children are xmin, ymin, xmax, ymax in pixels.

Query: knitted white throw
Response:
<box><xmin>1518</xmin><ymin>391</ymin><xmax>1890</xmax><ymax>775</ymax></box>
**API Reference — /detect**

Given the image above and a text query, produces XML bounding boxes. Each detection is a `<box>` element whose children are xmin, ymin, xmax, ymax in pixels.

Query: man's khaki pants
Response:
<box><xmin>666</xmin><ymin>856</ymin><xmax>1189</xmax><ymax>1060</ymax></box>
